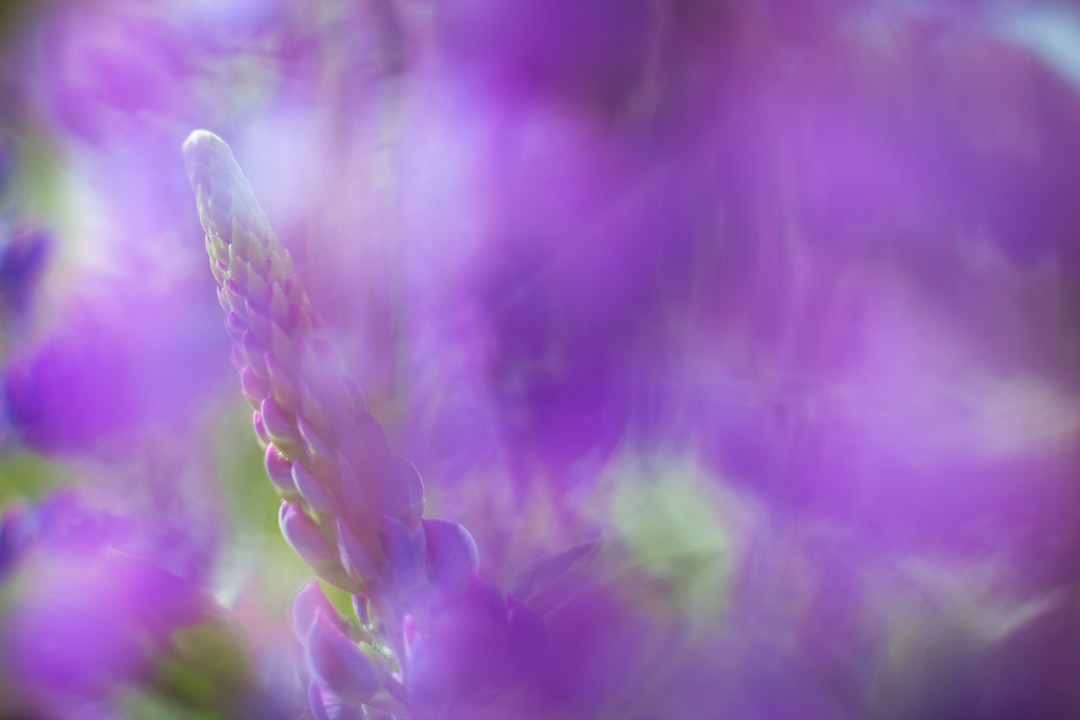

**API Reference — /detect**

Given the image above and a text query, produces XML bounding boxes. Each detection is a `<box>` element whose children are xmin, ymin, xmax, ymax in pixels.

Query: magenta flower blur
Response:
<box><xmin>34</xmin><ymin>0</ymin><xmax>196</xmax><ymax>143</ymax></box>
<box><xmin>0</xmin><ymin>2</ymin><xmax>1075</xmax><ymax>720</ymax></box>
<box><xmin>3</xmin><ymin>281</ymin><xmax>229</xmax><ymax>455</ymax></box>
<box><xmin>0</xmin><ymin>493</ymin><xmax>209</xmax><ymax>715</ymax></box>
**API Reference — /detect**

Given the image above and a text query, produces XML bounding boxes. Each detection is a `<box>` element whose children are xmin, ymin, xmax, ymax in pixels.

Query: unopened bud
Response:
<box><xmin>264</xmin><ymin>444</ymin><xmax>296</xmax><ymax>495</ymax></box>
<box><xmin>336</xmin><ymin>518</ymin><xmax>379</xmax><ymax>586</ymax></box>
<box><xmin>280</xmin><ymin>502</ymin><xmax>335</xmax><ymax>566</ymax></box>
<box><xmin>260</xmin><ymin>397</ymin><xmax>301</xmax><ymax>456</ymax></box>
<box><xmin>240</xmin><ymin>366</ymin><xmax>270</xmax><ymax>408</ymax></box>
<box><xmin>293</xmin><ymin>580</ymin><xmax>348</xmax><ymax>641</ymax></box>
<box><xmin>381</xmin><ymin>514</ymin><xmax>426</xmax><ymax>595</ymax></box>
<box><xmin>306</xmin><ymin>610</ymin><xmax>382</xmax><ymax>704</ymax></box>
<box><xmin>293</xmin><ymin>462</ymin><xmax>335</xmax><ymax>513</ymax></box>
<box><xmin>423</xmin><ymin>519</ymin><xmax>480</xmax><ymax>592</ymax></box>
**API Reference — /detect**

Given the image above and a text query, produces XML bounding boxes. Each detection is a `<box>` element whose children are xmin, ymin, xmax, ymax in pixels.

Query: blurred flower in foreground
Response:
<box><xmin>0</xmin><ymin>491</ymin><xmax>302</xmax><ymax>719</ymax></box>
<box><xmin>33</xmin><ymin>0</ymin><xmax>195</xmax><ymax>145</ymax></box>
<box><xmin>0</xmin><ymin>493</ymin><xmax>207</xmax><ymax>717</ymax></box>
<box><xmin>3</xmin><ymin>277</ymin><xmax>228</xmax><ymax>456</ymax></box>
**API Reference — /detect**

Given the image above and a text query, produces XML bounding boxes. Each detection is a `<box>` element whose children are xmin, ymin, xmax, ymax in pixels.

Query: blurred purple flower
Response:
<box><xmin>0</xmin><ymin>492</ymin><xmax>213</xmax><ymax>716</ymax></box>
<box><xmin>404</xmin><ymin>579</ymin><xmax>547</xmax><ymax>715</ymax></box>
<box><xmin>304</xmin><ymin>610</ymin><xmax>383</xmax><ymax>706</ymax></box>
<box><xmin>34</xmin><ymin>0</ymin><xmax>196</xmax><ymax>144</ymax></box>
<box><xmin>435</xmin><ymin>0</ymin><xmax>654</xmax><ymax>111</ymax></box>
<box><xmin>3</xmin><ymin>275</ymin><xmax>229</xmax><ymax>455</ymax></box>
<box><xmin>357</xmin><ymin>5</ymin><xmax>1080</xmax><ymax>596</ymax></box>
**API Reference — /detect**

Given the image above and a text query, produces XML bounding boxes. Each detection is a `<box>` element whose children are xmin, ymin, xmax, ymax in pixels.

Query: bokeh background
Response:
<box><xmin>1</xmin><ymin>0</ymin><xmax>1080</xmax><ymax>718</ymax></box>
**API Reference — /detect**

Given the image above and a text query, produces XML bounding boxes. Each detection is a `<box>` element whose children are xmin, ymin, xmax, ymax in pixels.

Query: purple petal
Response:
<box><xmin>279</xmin><ymin>502</ymin><xmax>335</xmax><ymax>565</ymax></box>
<box><xmin>292</xmin><ymin>580</ymin><xmax>348</xmax><ymax>641</ymax></box>
<box><xmin>307</xmin><ymin>680</ymin><xmax>367</xmax><ymax>720</ymax></box>
<box><xmin>422</xmin><ymin>518</ymin><xmax>479</xmax><ymax>591</ymax></box>
<box><xmin>264</xmin><ymin>444</ymin><xmax>296</xmax><ymax>494</ymax></box>
<box><xmin>335</xmin><ymin>518</ymin><xmax>379</xmax><ymax>586</ymax></box>
<box><xmin>306</xmin><ymin>610</ymin><xmax>381</xmax><ymax>704</ymax></box>
<box><xmin>380</xmin><ymin>514</ymin><xmax>426</xmax><ymax>595</ymax></box>
<box><xmin>293</xmin><ymin>461</ymin><xmax>336</xmax><ymax>513</ymax></box>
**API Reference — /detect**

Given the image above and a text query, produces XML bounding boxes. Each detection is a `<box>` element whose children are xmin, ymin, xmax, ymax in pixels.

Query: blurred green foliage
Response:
<box><xmin>210</xmin><ymin>401</ymin><xmax>319</xmax><ymax>617</ymax></box>
<box><xmin>608</xmin><ymin>456</ymin><xmax>737</xmax><ymax>627</ymax></box>
<box><xmin>0</xmin><ymin>451</ymin><xmax>67</xmax><ymax>509</ymax></box>
<box><xmin>120</xmin><ymin>617</ymin><xmax>255</xmax><ymax>720</ymax></box>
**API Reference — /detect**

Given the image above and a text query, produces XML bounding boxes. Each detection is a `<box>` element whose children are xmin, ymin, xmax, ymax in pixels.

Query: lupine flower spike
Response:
<box><xmin>183</xmin><ymin>130</ymin><xmax>527</xmax><ymax>718</ymax></box>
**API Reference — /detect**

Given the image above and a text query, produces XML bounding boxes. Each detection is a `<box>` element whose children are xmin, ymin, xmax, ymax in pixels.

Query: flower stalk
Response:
<box><xmin>183</xmin><ymin>130</ymin><xmax>517</xmax><ymax>718</ymax></box>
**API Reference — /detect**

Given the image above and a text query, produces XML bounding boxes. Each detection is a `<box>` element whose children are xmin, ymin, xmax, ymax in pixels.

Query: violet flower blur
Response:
<box><xmin>0</xmin><ymin>1</ymin><xmax>1079</xmax><ymax>719</ymax></box>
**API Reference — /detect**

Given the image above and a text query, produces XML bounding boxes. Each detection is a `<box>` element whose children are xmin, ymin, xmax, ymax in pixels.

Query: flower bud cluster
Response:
<box><xmin>183</xmin><ymin>130</ymin><xmax>517</xmax><ymax>716</ymax></box>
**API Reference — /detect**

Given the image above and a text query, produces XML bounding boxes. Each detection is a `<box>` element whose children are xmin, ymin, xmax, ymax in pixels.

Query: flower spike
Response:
<box><xmin>183</xmin><ymin>129</ymin><xmax>533</xmax><ymax>717</ymax></box>
<box><xmin>183</xmin><ymin>130</ymin><xmax>421</xmax><ymax>585</ymax></box>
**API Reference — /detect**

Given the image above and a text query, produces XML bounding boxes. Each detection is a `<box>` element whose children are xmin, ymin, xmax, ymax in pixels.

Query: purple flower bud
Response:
<box><xmin>268</xmin><ymin>251</ymin><xmax>291</xmax><ymax>288</ymax></box>
<box><xmin>232</xmin><ymin>223</ymin><xmax>258</xmax><ymax>265</ymax></box>
<box><xmin>269</xmin><ymin>283</ymin><xmax>292</xmax><ymax>325</ymax></box>
<box><xmin>306</xmin><ymin>610</ymin><xmax>382</xmax><ymax>704</ymax></box>
<box><xmin>264</xmin><ymin>444</ymin><xmax>296</xmax><ymax>495</ymax></box>
<box><xmin>335</xmin><ymin>413</ymin><xmax>390</xmax><ymax>485</ymax></box>
<box><xmin>298</xmin><ymin>380</ymin><xmax>332</xmax><ymax>437</ymax></box>
<box><xmin>265</xmin><ymin>352</ymin><xmax>299</xmax><ymax>412</ymax></box>
<box><xmin>337</xmin><ymin>452</ymin><xmax>379</xmax><ymax>529</ymax></box>
<box><xmin>224</xmin><ymin>242</ymin><xmax>241</xmax><ymax>266</ymax></box>
<box><xmin>293</xmin><ymin>461</ymin><xmax>335</xmax><ymax>513</ymax></box>
<box><xmin>261</xmin><ymin>396</ymin><xmax>301</xmax><ymax>454</ymax></box>
<box><xmin>376</xmin><ymin>456</ymin><xmax>425</xmax><ymax>530</ymax></box>
<box><xmin>336</xmin><ymin>518</ymin><xmax>379</xmax><ymax>586</ymax></box>
<box><xmin>298</xmin><ymin>416</ymin><xmax>334</xmax><ymax>462</ymax></box>
<box><xmin>279</xmin><ymin>502</ymin><xmax>335</xmax><ymax>566</ymax></box>
<box><xmin>423</xmin><ymin>519</ymin><xmax>480</xmax><ymax>592</ymax></box>
<box><xmin>352</xmin><ymin>595</ymin><xmax>368</xmax><ymax>626</ymax></box>
<box><xmin>297</xmin><ymin>335</ymin><xmax>340</xmax><ymax>384</ymax></box>
<box><xmin>210</xmin><ymin>259</ymin><xmax>227</xmax><ymax>287</ymax></box>
<box><xmin>308</xmin><ymin>680</ymin><xmax>366</xmax><ymax>720</ymax></box>
<box><xmin>380</xmin><ymin>514</ymin><xmax>426</xmax><ymax>595</ymax></box>
<box><xmin>293</xmin><ymin>580</ymin><xmax>348</xmax><ymax>641</ymax></box>
<box><xmin>240</xmin><ymin>366</ymin><xmax>270</xmax><ymax>406</ymax></box>
<box><xmin>253</xmin><ymin>409</ymin><xmax>270</xmax><ymax>446</ymax></box>
<box><xmin>270</xmin><ymin>318</ymin><xmax>301</xmax><ymax>371</ymax></box>
<box><xmin>247</xmin><ymin>272</ymin><xmax>273</xmax><ymax>316</ymax></box>
<box><xmin>223</xmin><ymin>282</ymin><xmax>246</xmax><ymax>317</ymax></box>
<box><xmin>241</xmin><ymin>329</ymin><xmax>268</xmax><ymax>377</ymax></box>
<box><xmin>225</xmin><ymin>310</ymin><xmax>246</xmax><ymax>336</ymax></box>
<box><xmin>244</xmin><ymin>298</ymin><xmax>271</xmax><ymax>342</ymax></box>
